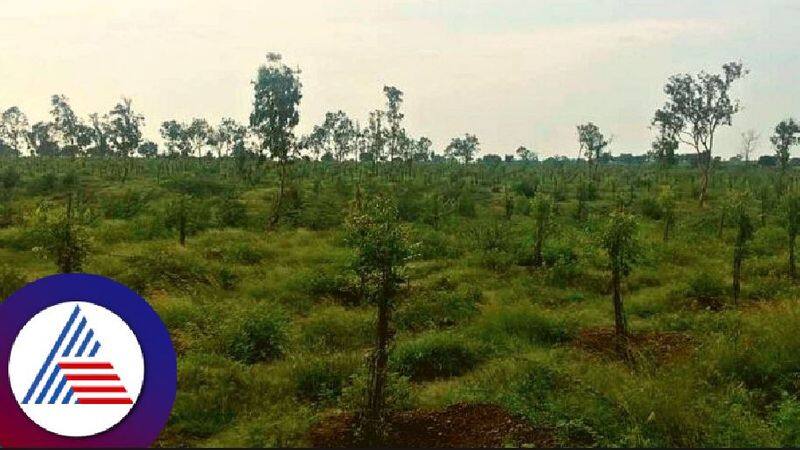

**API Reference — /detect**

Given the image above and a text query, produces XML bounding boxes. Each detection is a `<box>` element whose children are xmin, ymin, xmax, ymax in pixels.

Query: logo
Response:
<box><xmin>9</xmin><ymin>302</ymin><xmax>145</xmax><ymax>437</ymax></box>
<box><xmin>0</xmin><ymin>274</ymin><xmax>176</xmax><ymax>447</ymax></box>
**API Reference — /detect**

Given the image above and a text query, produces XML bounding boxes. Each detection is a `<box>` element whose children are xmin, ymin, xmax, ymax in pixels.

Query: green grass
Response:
<box><xmin>1</xmin><ymin>158</ymin><xmax>799</xmax><ymax>447</ymax></box>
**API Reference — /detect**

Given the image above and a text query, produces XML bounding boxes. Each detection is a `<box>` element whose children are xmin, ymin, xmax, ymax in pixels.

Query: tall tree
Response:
<box><xmin>215</xmin><ymin>118</ymin><xmax>247</xmax><ymax>158</ymax></box>
<box><xmin>445</xmin><ymin>134</ymin><xmax>479</xmax><ymax>164</ymax></box>
<box><xmin>366</xmin><ymin>110</ymin><xmax>387</xmax><ymax>162</ymax></box>
<box><xmin>88</xmin><ymin>113</ymin><xmax>112</xmax><ymax>157</ymax></box>
<box><xmin>652</xmin><ymin>62</ymin><xmax>748</xmax><ymax>205</ymax></box>
<box><xmin>650</xmin><ymin>109</ymin><xmax>680</xmax><ymax>166</ymax></box>
<box><xmin>107</xmin><ymin>98</ymin><xmax>144</xmax><ymax>157</ymax></box>
<box><xmin>770</xmin><ymin>118</ymin><xmax>799</xmax><ymax>186</ymax></box>
<box><xmin>0</xmin><ymin>107</ymin><xmax>29</xmax><ymax>156</ymax></box>
<box><xmin>577</xmin><ymin>122</ymin><xmax>610</xmax><ymax>168</ymax></box>
<box><xmin>186</xmin><ymin>118</ymin><xmax>212</xmax><ymax>157</ymax></box>
<box><xmin>160</xmin><ymin>120</ymin><xmax>190</xmax><ymax>157</ymax></box>
<box><xmin>383</xmin><ymin>86</ymin><xmax>404</xmax><ymax>162</ymax></box>
<box><xmin>739</xmin><ymin>129</ymin><xmax>760</xmax><ymax>163</ymax></box>
<box><xmin>49</xmin><ymin>95</ymin><xmax>92</xmax><ymax>156</ymax></box>
<box><xmin>250</xmin><ymin>52</ymin><xmax>302</xmax><ymax>227</ymax></box>
<box><xmin>516</xmin><ymin>145</ymin><xmax>537</xmax><ymax>162</ymax></box>
<box><xmin>27</xmin><ymin>122</ymin><xmax>60</xmax><ymax>157</ymax></box>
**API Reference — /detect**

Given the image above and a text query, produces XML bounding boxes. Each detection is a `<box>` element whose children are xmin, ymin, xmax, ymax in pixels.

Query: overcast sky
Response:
<box><xmin>0</xmin><ymin>0</ymin><xmax>797</xmax><ymax>158</ymax></box>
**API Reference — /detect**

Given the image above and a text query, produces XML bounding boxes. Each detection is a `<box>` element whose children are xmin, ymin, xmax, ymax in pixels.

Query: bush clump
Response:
<box><xmin>0</xmin><ymin>264</ymin><xmax>25</xmax><ymax>301</ymax></box>
<box><xmin>226</xmin><ymin>305</ymin><xmax>290</xmax><ymax>364</ymax></box>
<box><xmin>391</xmin><ymin>332</ymin><xmax>484</xmax><ymax>381</ymax></box>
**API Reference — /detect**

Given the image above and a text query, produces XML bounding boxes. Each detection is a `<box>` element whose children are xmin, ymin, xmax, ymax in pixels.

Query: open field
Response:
<box><xmin>1</xmin><ymin>158</ymin><xmax>799</xmax><ymax>447</ymax></box>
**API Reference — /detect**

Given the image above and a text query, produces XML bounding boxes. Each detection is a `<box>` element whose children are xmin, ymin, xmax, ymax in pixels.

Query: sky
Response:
<box><xmin>0</xmin><ymin>0</ymin><xmax>798</xmax><ymax>158</ymax></box>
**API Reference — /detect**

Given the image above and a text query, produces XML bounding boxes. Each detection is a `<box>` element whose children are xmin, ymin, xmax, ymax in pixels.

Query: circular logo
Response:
<box><xmin>9</xmin><ymin>302</ymin><xmax>145</xmax><ymax>437</ymax></box>
<box><xmin>0</xmin><ymin>274</ymin><xmax>176</xmax><ymax>447</ymax></box>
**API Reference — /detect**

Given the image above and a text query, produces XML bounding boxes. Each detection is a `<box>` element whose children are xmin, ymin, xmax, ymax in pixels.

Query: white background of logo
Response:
<box><xmin>8</xmin><ymin>301</ymin><xmax>145</xmax><ymax>437</ymax></box>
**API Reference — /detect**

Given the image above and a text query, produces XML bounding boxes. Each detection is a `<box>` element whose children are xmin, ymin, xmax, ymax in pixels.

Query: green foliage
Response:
<box><xmin>395</xmin><ymin>285</ymin><xmax>481</xmax><ymax>331</ymax></box>
<box><xmin>0</xmin><ymin>264</ymin><xmax>25</xmax><ymax>300</ymax></box>
<box><xmin>225</xmin><ymin>305</ymin><xmax>290</xmax><ymax>364</ymax></box>
<box><xmin>391</xmin><ymin>331</ymin><xmax>484</xmax><ymax>381</ymax></box>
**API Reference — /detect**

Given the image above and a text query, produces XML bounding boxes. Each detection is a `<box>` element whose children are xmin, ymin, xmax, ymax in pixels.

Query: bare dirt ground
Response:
<box><xmin>308</xmin><ymin>402</ymin><xmax>556</xmax><ymax>448</ymax></box>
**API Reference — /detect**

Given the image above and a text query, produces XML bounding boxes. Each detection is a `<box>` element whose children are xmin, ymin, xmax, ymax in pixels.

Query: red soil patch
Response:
<box><xmin>575</xmin><ymin>327</ymin><xmax>695</xmax><ymax>363</ymax></box>
<box><xmin>308</xmin><ymin>403</ymin><xmax>555</xmax><ymax>448</ymax></box>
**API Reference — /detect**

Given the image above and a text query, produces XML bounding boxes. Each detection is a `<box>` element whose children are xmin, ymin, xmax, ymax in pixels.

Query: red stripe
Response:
<box><xmin>72</xmin><ymin>386</ymin><xmax>128</xmax><ymax>393</ymax></box>
<box><xmin>65</xmin><ymin>374</ymin><xmax>120</xmax><ymax>381</ymax></box>
<box><xmin>78</xmin><ymin>398</ymin><xmax>133</xmax><ymax>405</ymax></box>
<box><xmin>58</xmin><ymin>362</ymin><xmax>114</xmax><ymax>370</ymax></box>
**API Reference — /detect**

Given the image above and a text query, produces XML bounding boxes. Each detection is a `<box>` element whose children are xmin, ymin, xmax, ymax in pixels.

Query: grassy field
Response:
<box><xmin>1</xmin><ymin>158</ymin><xmax>800</xmax><ymax>447</ymax></box>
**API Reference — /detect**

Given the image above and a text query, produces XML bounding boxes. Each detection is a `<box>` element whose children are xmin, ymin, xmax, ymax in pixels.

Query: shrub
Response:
<box><xmin>100</xmin><ymin>188</ymin><xmax>150</xmax><ymax>219</ymax></box>
<box><xmin>292</xmin><ymin>267</ymin><xmax>360</xmax><ymax>305</ymax></box>
<box><xmin>114</xmin><ymin>245</ymin><xmax>211</xmax><ymax>292</ymax></box>
<box><xmin>0</xmin><ymin>264</ymin><xmax>25</xmax><ymax>301</ymax></box>
<box><xmin>395</xmin><ymin>286</ymin><xmax>481</xmax><ymax>331</ymax></box>
<box><xmin>292</xmin><ymin>354</ymin><xmax>359</xmax><ymax>403</ymax></box>
<box><xmin>299</xmin><ymin>306</ymin><xmax>373</xmax><ymax>353</ymax></box>
<box><xmin>638</xmin><ymin>195</ymin><xmax>663</xmax><ymax>220</ymax></box>
<box><xmin>391</xmin><ymin>332</ymin><xmax>484</xmax><ymax>381</ymax></box>
<box><xmin>226</xmin><ymin>305</ymin><xmax>290</xmax><ymax>364</ymax></box>
<box><xmin>169</xmin><ymin>353</ymin><xmax>249</xmax><ymax>440</ymax></box>
<box><xmin>684</xmin><ymin>271</ymin><xmax>726</xmax><ymax>309</ymax></box>
<box><xmin>215</xmin><ymin>195</ymin><xmax>248</xmax><ymax>228</ymax></box>
<box><xmin>472</xmin><ymin>304</ymin><xmax>577</xmax><ymax>348</ymax></box>
<box><xmin>340</xmin><ymin>368</ymin><xmax>414</xmax><ymax>413</ymax></box>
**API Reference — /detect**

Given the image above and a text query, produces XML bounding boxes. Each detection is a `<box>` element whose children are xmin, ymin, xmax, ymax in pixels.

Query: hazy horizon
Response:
<box><xmin>1</xmin><ymin>0</ymin><xmax>797</xmax><ymax>158</ymax></box>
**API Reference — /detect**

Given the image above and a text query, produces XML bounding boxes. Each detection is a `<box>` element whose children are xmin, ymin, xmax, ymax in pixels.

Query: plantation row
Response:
<box><xmin>1</xmin><ymin>156</ymin><xmax>800</xmax><ymax>445</ymax></box>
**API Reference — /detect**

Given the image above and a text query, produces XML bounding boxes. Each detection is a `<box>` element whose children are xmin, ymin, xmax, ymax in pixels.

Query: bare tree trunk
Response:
<box><xmin>366</xmin><ymin>276</ymin><xmax>392</xmax><ymax>443</ymax></box>
<box><xmin>612</xmin><ymin>269</ymin><xmax>627</xmax><ymax>337</ymax></box>
<box><xmin>178</xmin><ymin>197</ymin><xmax>187</xmax><ymax>247</ymax></box>
<box><xmin>269</xmin><ymin>160</ymin><xmax>287</xmax><ymax>228</ymax></box>
<box><xmin>699</xmin><ymin>165</ymin><xmax>709</xmax><ymax>207</ymax></box>
<box><xmin>789</xmin><ymin>233</ymin><xmax>796</xmax><ymax>279</ymax></box>
<box><xmin>533</xmin><ymin>226</ymin><xmax>544</xmax><ymax>267</ymax></box>
<box><xmin>663</xmin><ymin>218</ymin><xmax>671</xmax><ymax>242</ymax></box>
<box><xmin>732</xmin><ymin>250</ymin><xmax>742</xmax><ymax>304</ymax></box>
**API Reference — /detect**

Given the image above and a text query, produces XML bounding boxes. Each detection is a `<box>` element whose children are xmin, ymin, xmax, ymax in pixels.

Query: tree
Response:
<box><xmin>0</xmin><ymin>107</ymin><xmax>29</xmax><ymax>156</ymax></box>
<box><xmin>650</xmin><ymin>109</ymin><xmax>680</xmax><ymax>166</ymax></box>
<box><xmin>577</xmin><ymin>122</ymin><xmax>610</xmax><ymax>167</ymax></box>
<box><xmin>770</xmin><ymin>118</ymin><xmax>799</xmax><ymax>185</ymax></box>
<box><xmin>728</xmin><ymin>192</ymin><xmax>754</xmax><ymax>304</ymax></box>
<box><xmin>366</xmin><ymin>110</ymin><xmax>387</xmax><ymax>162</ymax></box>
<box><xmin>383</xmin><ymin>86</ymin><xmax>404</xmax><ymax>161</ymax></box>
<box><xmin>413</xmin><ymin>136</ymin><xmax>432</xmax><ymax>162</ymax></box>
<box><xmin>445</xmin><ymin>134</ymin><xmax>479</xmax><ymax>164</ymax></box>
<box><xmin>601</xmin><ymin>211</ymin><xmax>639</xmax><ymax>338</ymax></box>
<box><xmin>344</xmin><ymin>194</ymin><xmax>411</xmax><ymax>441</ymax></box>
<box><xmin>515</xmin><ymin>145</ymin><xmax>537</xmax><ymax>162</ymax></box>
<box><xmin>215</xmin><ymin>118</ymin><xmax>247</xmax><ymax>158</ymax></box>
<box><xmin>138</xmin><ymin>140</ymin><xmax>158</xmax><ymax>158</ymax></box>
<box><xmin>107</xmin><ymin>98</ymin><xmax>144</xmax><ymax>157</ymax></box>
<box><xmin>250</xmin><ymin>52</ymin><xmax>302</xmax><ymax>227</ymax></box>
<box><xmin>531</xmin><ymin>194</ymin><xmax>554</xmax><ymax>267</ymax></box>
<box><xmin>186</xmin><ymin>118</ymin><xmax>212</xmax><ymax>157</ymax></box>
<box><xmin>739</xmin><ymin>129</ymin><xmax>760</xmax><ymax>163</ymax></box>
<box><xmin>88</xmin><ymin>113</ymin><xmax>112</xmax><ymax>157</ymax></box>
<box><xmin>27</xmin><ymin>122</ymin><xmax>60</xmax><ymax>157</ymax></box>
<box><xmin>652</xmin><ymin>62</ymin><xmax>748</xmax><ymax>205</ymax></box>
<box><xmin>323</xmin><ymin>111</ymin><xmax>355</xmax><ymax>161</ymax></box>
<box><xmin>160</xmin><ymin>120</ymin><xmax>190</xmax><ymax>157</ymax></box>
<box><xmin>782</xmin><ymin>191</ymin><xmax>800</xmax><ymax>279</ymax></box>
<box><xmin>49</xmin><ymin>95</ymin><xmax>92</xmax><ymax>156</ymax></box>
